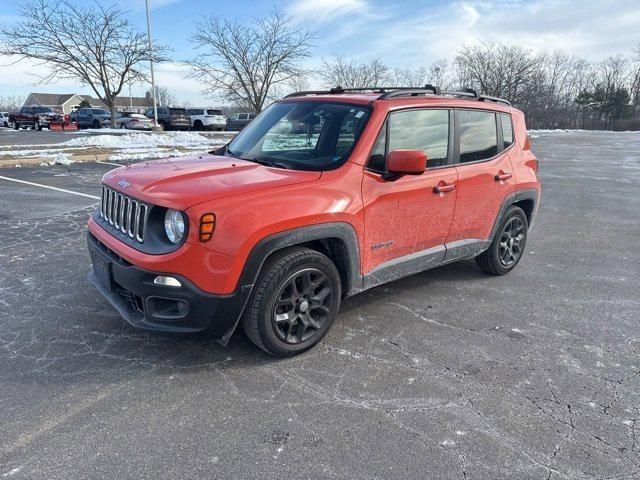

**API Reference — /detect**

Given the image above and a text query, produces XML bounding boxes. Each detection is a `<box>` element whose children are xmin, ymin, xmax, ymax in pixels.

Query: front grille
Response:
<box><xmin>99</xmin><ymin>186</ymin><xmax>149</xmax><ymax>243</ymax></box>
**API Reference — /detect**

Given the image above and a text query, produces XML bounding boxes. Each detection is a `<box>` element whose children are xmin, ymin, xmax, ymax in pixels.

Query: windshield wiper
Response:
<box><xmin>245</xmin><ymin>156</ymin><xmax>289</xmax><ymax>169</ymax></box>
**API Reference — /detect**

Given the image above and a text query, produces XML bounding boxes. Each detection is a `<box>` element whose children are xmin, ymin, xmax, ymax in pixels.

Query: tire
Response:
<box><xmin>194</xmin><ymin>120</ymin><xmax>203</xmax><ymax>130</ymax></box>
<box><xmin>241</xmin><ymin>247</ymin><xmax>342</xmax><ymax>357</ymax></box>
<box><xmin>13</xmin><ymin>122</ymin><xmax>19</xmax><ymax>130</ymax></box>
<box><xmin>475</xmin><ymin>205</ymin><xmax>528</xmax><ymax>275</ymax></box>
<box><xmin>120</xmin><ymin>123</ymin><xmax>127</xmax><ymax>129</ymax></box>
<box><xmin>92</xmin><ymin>120</ymin><xmax>100</xmax><ymax>129</ymax></box>
<box><xmin>35</xmin><ymin>120</ymin><xmax>42</xmax><ymax>131</ymax></box>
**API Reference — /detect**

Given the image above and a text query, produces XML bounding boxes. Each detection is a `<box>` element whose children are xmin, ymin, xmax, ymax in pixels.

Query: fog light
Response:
<box><xmin>153</xmin><ymin>276</ymin><xmax>182</xmax><ymax>287</ymax></box>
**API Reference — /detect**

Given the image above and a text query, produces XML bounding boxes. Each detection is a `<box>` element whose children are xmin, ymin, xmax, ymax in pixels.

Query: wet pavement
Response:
<box><xmin>1</xmin><ymin>131</ymin><xmax>639</xmax><ymax>479</ymax></box>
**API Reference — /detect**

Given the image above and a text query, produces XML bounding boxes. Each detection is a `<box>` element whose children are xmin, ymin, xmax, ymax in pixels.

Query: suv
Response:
<box><xmin>187</xmin><ymin>108</ymin><xmax>227</xmax><ymax>131</ymax></box>
<box><xmin>1</xmin><ymin>112</ymin><xmax>9</xmax><ymax>127</ymax></box>
<box><xmin>76</xmin><ymin>108</ymin><xmax>111</xmax><ymax>129</ymax></box>
<box><xmin>145</xmin><ymin>107</ymin><xmax>191</xmax><ymax>131</ymax></box>
<box><xmin>226</xmin><ymin>112</ymin><xmax>256</xmax><ymax>131</ymax></box>
<box><xmin>87</xmin><ymin>86</ymin><xmax>540</xmax><ymax>357</ymax></box>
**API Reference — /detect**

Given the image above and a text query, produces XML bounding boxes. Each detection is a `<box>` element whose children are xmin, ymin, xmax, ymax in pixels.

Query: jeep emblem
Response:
<box><xmin>118</xmin><ymin>179</ymin><xmax>130</xmax><ymax>188</ymax></box>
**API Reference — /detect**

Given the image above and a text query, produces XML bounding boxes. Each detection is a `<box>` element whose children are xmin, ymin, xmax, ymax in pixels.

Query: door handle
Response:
<box><xmin>495</xmin><ymin>171</ymin><xmax>513</xmax><ymax>181</ymax></box>
<box><xmin>433</xmin><ymin>183</ymin><xmax>456</xmax><ymax>194</ymax></box>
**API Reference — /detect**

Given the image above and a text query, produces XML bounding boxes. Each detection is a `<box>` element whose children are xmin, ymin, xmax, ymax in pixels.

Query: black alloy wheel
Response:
<box><xmin>475</xmin><ymin>205</ymin><xmax>528</xmax><ymax>275</ymax></box>
<box><xmin>272</xmin><ymin>268</ymin><xmax>334</xmax><ymax>344</ymax></box>
<box><xmin>498</xmin><ymin>216</ymin><xmax>525</xmax><ymax>267</ymax></box>
<box><xmin>242</xmin><ymin>247</ymin><xmax>342</xmax><ymax>356</ymax></box>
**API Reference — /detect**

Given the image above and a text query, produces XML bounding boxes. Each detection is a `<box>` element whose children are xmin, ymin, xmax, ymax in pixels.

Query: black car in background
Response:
<box><xmin>226</xmin><ymin>112</ymin><xmax>256</xmax><ymax>131</ymax></box>
<box><xmin>144</xmin><ymin>107</ymin><xmax>191</xmax><ymax>130</ymax></box>
<box><xmin>75</xmin><ymin>108</ymin><xmax>111</xmax><ymax>129</ymax></box>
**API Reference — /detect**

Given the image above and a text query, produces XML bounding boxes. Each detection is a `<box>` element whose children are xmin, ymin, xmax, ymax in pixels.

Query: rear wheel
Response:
<box><xmin>120</xmin><ymin>123</ymin><xmax>127</xmax><ymax>129</ymax></box>
<box><xmin>241</xmin><ymin>247</ymin><xmax>341</xmax><ymax>357</ymax></box>
<box><xmin>92</xmin><ymin>120</ymin><xmax>100</xmax><ymax>129</ymax></box>
<box><xmin>13</xmin><ymin>122</ymin><xmax>19</xmax><ymax>130</ymax></box>
<box><xmin>475</xmin><ymin>205</ymin><xmax>528</xmax><ymax>275</ymax></box>
<box><xmin>193</xmin><ymin>120</ymin><xmax>203</xmax><ymax>130</ymax></box>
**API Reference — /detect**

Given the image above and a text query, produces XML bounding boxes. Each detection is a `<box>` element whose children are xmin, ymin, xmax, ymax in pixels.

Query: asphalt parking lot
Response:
<box><xmin>1</xmin><ymin>131</ymin><xmax>639</xmax><ymax>479</ymax></box>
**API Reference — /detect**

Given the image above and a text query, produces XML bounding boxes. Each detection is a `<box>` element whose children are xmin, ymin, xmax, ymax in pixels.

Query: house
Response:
<box><xmin>24</xmin><ymin>92</ymin><xmax>156</xmax><ymax>115</ymax></box>
<box><xmin>23</xmin><ymin>93</ymin><xmax>86</xmax><ymax>115</ymax></box>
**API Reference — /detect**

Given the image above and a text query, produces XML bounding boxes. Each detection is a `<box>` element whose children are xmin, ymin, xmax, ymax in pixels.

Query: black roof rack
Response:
<box><xmin>284</xmin><ymin>85</ymin><xmax>512</xmax><ymax>106</ymax></box>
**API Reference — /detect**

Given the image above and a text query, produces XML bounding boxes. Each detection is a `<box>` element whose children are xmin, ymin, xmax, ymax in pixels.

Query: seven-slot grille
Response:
<box><xmin>100</xmin><ymin>185</ymin><xmax>149</xmax><ymax>243</ymax></box>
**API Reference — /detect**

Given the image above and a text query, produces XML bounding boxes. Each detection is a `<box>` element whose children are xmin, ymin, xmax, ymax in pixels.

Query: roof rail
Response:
<box><xmin>441</xmin><ymin>88</ymin><xmax>512</xmax><ymax>106</ymax></box>
<box><xmin>283</xmin><ymin>85</ymin><xmax>512</xmax><ymax>106</ymax></box>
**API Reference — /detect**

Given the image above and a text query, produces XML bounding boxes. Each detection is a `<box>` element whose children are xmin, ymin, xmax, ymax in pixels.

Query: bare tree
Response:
<box><xmin>189</xmin><ymin>10</ymin><xmax>314</xmax><ymax>112</ymax></box>
<box><xmin>152</xmin><ymin>86</ymin><xmax>177</xmax><ymax>107</ymax></box>
<box><xmin>320</xmin><ymin>54</ymin><xmax>391</xmax><ymax>88</ymax></box>
<box><xmin>0</xmin><ymin>0</ymin><xmax>166</xmax><ymax>126</ymax></box>
<box><xmin>455</xmin><ymin>42</ymin><xmax>539</xmax><ymax>104</ymax></box>
<box><xmin>631</xmin><ymin>44</ymin><xmax>640</xmax><ymax>114</ymax></box>
<box><xmin>0</xmin><ymin>95</ymin><xmax>25</xmax><ymax>111</ymax></box>
<box><xmin>392</xmin><ymin>59</ymin><xmax>453</xmax><ymax>89</ymax></box>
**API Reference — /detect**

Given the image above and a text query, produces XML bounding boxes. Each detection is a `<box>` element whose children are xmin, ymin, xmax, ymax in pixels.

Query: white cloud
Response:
<box><xmin>313</xmin><ymin>0</ymin><xmax>640</xmax><ymax>67</ymax></box>
<box><xmin>289</xmin><ymin>0</ymin><xmax>372</xmax><ymax>23</ymax></box>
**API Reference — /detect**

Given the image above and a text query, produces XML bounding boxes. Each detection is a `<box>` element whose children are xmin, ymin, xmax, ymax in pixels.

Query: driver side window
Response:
<box><xmin>367</xmin><ymin>109</ymin><xmax>450</xmax><ymax>171</ymax></box>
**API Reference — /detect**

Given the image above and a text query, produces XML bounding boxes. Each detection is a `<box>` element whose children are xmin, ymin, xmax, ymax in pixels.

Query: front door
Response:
<box><xmin>362</xmin><ymin>108</ymin><xmax>457</xmax><ymax>273</ymax></box>
<box><xmin>447</xmin><ymin>109</ymin><xmax>517</xmax><ymax>246</ymax></box>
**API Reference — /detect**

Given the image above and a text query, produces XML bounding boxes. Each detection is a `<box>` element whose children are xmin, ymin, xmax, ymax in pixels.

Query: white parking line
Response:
<box><xmin>96</xmin><ymin>161</ymin><xmax>123</xmax><ymax>167</ymax></box>
<box><xmin>0</xmin><ymin>175</ymin><xmax>100</xmax><ymax>200</ymax></box>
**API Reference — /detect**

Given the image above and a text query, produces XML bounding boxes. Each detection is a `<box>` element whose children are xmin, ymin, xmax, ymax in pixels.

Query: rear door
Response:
<box><xmin>446</xmin><ymin>109</ymin><xmax>517</xmax><ymax>248</ymax></box>
<box><xmin>362</xmin><ymin>108</ymin><xmax>457</xmax><ymax>272</ymax></box>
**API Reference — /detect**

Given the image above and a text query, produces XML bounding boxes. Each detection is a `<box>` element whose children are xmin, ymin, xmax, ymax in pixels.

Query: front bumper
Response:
<box><xmin>87</xmin><ymin>233</ymin><xmax>247</xmax><ymax>340</ymax></box>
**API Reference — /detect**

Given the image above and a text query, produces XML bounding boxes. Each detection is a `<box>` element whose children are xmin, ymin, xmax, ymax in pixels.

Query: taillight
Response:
<box><xmin>524</xmin><ymin>135</ymin><xmax>532</xmax><ymax>150</ymax></box>
<box><xmin>199</xmin><ymin>213</ymin><xmax>216</xmax><ymax>242</ymax></box>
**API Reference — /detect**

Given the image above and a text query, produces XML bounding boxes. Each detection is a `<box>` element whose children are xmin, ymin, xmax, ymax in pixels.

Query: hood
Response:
<box><xmin>102</xmin><ymin>154</ymin><xmax>322</xmax><ymax>209</ymax></box>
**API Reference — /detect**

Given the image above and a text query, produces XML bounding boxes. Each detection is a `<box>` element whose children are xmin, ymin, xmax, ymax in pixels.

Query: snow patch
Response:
<box><xmin>63</xmin><ymin>131</ymin><xmax>216</xmax><ymax>149</ymax></box>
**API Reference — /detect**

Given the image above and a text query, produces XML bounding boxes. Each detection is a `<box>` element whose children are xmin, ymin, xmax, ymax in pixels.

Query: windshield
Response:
<box><xmin>226</xmin><ymin>101</ymin><xmax>370</xmax><ymax>171</ymax></box>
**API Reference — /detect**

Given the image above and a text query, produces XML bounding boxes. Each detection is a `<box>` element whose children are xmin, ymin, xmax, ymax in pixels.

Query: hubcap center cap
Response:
<box><xmin>299</xmin><ymin>300</ymin><xmax>309</xmax><ymax>313</ymax></box>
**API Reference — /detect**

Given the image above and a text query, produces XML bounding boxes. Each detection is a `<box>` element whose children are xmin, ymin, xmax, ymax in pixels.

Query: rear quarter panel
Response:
<box><xmin>510</xmin><ymin>109</ymin><xmax>540</xmax><ymax>193</ymax></box>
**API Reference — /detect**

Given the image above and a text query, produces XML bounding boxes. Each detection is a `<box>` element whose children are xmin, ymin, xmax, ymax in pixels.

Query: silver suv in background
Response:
<box><xmin>186</xmin><ymin>108</ymin><xmax>227</xmax><ymax>131</ymax></box>
<box><xmin>0</xmin><ymin>112</ymin><xmax>10</xmax><ymax>127</ymax></box>
<box><xmin>226</xmin><ymin>112</ymin><xmax>256</xmax><ymax>131</ymax></box>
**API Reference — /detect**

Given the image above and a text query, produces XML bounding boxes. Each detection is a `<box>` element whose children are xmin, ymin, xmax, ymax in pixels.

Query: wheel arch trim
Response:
<box><xmin>488</xmin><ymin>188</ymin><xmax>539</xmax><ymax>243</ymax></box>
<box><xmin>218</xmin><ymin>222</ymin><xmax>362</xmax><ymax>345</ymax></box>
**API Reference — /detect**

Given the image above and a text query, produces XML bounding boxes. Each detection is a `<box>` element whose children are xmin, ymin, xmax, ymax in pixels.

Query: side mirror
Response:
<box><xmin>386</xmin><ymin>150</ymin><xmax>427</xmax><ymax>176</ymax></box>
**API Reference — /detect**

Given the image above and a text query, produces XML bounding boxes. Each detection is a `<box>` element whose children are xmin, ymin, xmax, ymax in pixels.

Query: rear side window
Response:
<box><xmin>458</xmin><ymin>110</ymin><xmax>498</xmax><ymax>163</ymax></box>
<box><xmin>207</xmin><ymin>109</ymin><xmax>222</xmax><ymax>115</ymax></box>
<box><xmin>500</xmin><ymin>113</ymin><xmax>514</xmax><ymax>149</ymax></box>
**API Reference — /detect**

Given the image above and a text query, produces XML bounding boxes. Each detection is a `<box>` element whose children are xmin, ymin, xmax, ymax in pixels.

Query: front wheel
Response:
<box><xmin>241</xmin><ymin>247</ymin><xmax>341</xmax><ymax>357</ymax></box>
<box><xmin>475</xmin><ymin>205</ymin><xmax>528</xmax><ymax>275</ymax></box>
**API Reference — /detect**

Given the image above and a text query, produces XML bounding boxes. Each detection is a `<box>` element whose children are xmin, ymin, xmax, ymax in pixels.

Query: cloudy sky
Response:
<box><xmin>0</xmin><ymin>0</ymin><xmax>639</xmax><ymax>105</ymax></box>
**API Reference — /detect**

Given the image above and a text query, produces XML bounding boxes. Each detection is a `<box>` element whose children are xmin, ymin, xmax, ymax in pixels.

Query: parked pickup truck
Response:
<box><xmin>9</xmin><ymin>106</ymin><xmax>61</xmax><ymax>130</ymax></box>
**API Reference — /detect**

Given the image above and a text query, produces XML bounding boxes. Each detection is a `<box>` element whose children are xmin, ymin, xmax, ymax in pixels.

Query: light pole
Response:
<box><xmin>144</xmin><ymin>0</ymin><xmax>159</xmax><ymax>129</ymax></box>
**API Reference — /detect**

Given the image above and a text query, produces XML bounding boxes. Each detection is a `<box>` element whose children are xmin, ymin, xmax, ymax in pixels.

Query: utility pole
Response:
<box><xmin>145</xmin><ymin>0</ymin><xmax>159</xmax><ymax>129</ymax></box>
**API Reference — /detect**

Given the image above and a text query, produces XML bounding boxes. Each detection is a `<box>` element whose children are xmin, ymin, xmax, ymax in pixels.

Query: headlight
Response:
<box><xmin>164</xmin><ymin>209</ymin><xmax>185</xmax><ymax>244</ymax></box>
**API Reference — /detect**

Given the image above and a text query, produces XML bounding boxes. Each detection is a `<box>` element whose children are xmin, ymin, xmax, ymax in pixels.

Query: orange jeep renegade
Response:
<box><xmin>87</xmin><ymin>86</ymin><xmax>540</xmax><ymax>356</ymax></box>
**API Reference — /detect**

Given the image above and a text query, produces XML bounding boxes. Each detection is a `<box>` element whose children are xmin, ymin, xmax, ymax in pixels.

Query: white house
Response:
<box><xmin>24</xmin><ymin>92</ymin><xmax>155</xmax><ymax>115</ymax></box>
